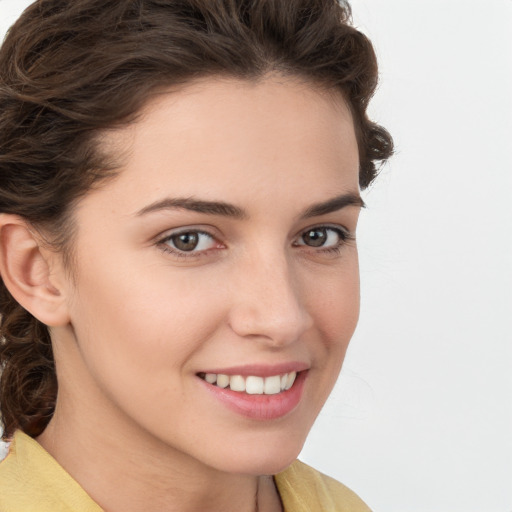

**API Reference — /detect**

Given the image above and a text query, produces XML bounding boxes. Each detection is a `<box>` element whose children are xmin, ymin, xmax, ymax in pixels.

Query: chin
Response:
<box><xmin>209</xmin><ymin>429</ymin><xmax>309</xmax><ymax>476</ymax></box>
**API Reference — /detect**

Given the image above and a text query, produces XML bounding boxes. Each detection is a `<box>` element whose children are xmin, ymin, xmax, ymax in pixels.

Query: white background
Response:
<box><xmin>1</xmin><ymin>1</ymin><xmax>511</xmax><ymax>511</ymax></box>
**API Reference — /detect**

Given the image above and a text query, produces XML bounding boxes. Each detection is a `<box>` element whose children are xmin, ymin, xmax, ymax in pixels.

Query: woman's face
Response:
<box><xmin>53</xmin><ymin>77</ymin><xmax>361</xmax><ymax>475</ymax></box>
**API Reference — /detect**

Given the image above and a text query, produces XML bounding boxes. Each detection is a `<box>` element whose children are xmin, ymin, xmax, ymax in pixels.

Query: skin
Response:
<box><xmin>29</xmin><ymin>77</ymin><xmax>362</xmax><ymax>511</ymax></box>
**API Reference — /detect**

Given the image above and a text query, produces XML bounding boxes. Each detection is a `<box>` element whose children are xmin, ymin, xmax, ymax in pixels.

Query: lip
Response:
<box><xmin>199</xmin><ymin>361</ymin><xmax>309</xmax><ymax>377</ymax></box>
<box><xmin>198</xmin><ymin>368</ymin><xmax>308</xmax><ymax>421</ymax></box>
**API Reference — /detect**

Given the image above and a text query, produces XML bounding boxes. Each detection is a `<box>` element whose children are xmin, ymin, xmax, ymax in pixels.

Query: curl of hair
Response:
<box><xmin>0</xmin><ymin>0</ymin><xmax>393</xmax><ymax>440</ymax></box>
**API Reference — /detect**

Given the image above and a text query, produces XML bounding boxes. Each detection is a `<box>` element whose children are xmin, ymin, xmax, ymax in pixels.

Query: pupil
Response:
<box><xmin>173</xmin><ymin>232</ymin><xmax>199</xmax><ymax>251</ymax></box>
<box><xmin>304</xmin><ymin>228</ymin><xmax>327</xmax><ymax>247</ymax></box>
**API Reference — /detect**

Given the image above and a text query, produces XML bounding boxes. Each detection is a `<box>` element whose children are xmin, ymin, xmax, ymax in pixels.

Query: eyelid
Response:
<box><xmin>155</xmin><ymin>223</ymin><xmax>222</xmax><ymax>243</ymax></box>
<box><xmin>153</xmin><ymin>223</ymin><xmax>353</xmax><ymax>260</ymax></box>
<box><xmin>156</xmin><ymin>227</ymin><xmax>224</xmax><ymax>258</ymax></box>
<box><xmin>295</xmin><ymin>224</ymin><xmax>352</xmax><ymax>240</ymax></box>
<box><xmin>293</xmin><ymin>224</ymin><xmax>354</xmax><ymax>250</ymax></box>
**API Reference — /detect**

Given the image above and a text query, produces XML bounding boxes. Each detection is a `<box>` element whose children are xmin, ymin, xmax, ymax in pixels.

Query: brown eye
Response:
<box><xmin>302</xmin><ymin>228</ymin><xmax>328</xmax><ymax>247</ymax></box>
<box><xmin>163</xmin><ymin>230</ymin><xmax>217</xmax><ymax>253</ymax></box>
<box><xmin>171</xmin><ymin>232</ymin><xmax>199</xmax><ymax>251</ymax></box>
<box><xmin>296</xmin><ymin>226</ymin><xmax>348</xmax><ymax>249</ymax></box>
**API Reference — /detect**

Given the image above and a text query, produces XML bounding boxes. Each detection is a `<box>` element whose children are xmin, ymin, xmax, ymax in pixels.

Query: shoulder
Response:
<box><xmin>274</xmin><ymin>460</ymin><xmax>372</xmax><ymax>512</ymax></box>
<box><xmin>0</xmin><ymin>430</ymin><xmax>102</xmax><ymax>512</ymax></box>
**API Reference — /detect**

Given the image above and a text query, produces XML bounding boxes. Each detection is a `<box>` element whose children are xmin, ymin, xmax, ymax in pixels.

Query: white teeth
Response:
<box><xmin>246</xmin><ymin>376</ymin><xmax>264</xmax><ymax>395</ymax></box>
<box><xmin>205</xmin><ymin>373</ymin><xmax>217</xmax><ymax>384</ymax></box>
<box><xmin>284</xmin><ymin>371</ymin><xmax>296</xmax><ymax>390</ymax></box>
<box><xmin>229</xmin><ymin>375</ymin><xmax>245</xmax><ymax>392</ymax></box>
<box><xmin>264</xmin><ymin>375</ymin><xmax>281</xmax><ymax>395</ymax></box>
<box><xmin>216</xmin><ymin>374</ymin><xmax>230</xmax><ymax>388</ymax></box>
<box><xmin>201</xmin><ymin>371</ymin><xmax>299</xmax><ymax>394</ymax></box>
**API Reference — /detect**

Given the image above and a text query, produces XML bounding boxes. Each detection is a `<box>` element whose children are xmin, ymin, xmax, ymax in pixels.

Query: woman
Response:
<box><xmin>0</xmin><ymin>0</ymin><xmax>392</xmax><ymax>510</ymax></box>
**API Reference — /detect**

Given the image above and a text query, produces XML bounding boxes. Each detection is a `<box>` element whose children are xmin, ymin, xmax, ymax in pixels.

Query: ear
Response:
<box><xmin>0</xmin><ymin>215</ymin><xmax>70</xmax><ymax>327</ymax></box>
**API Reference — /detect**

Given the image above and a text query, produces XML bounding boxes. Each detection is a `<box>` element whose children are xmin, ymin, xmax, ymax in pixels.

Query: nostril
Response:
<box><xmin>228</xmin><ymin>305</ymin><xmax>312</xmax><ymax>346</ymax></box>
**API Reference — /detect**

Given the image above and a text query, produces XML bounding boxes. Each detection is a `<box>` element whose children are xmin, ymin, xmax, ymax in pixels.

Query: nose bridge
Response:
<box><xmin>228</xmin><ymin>245</ymin><xmax>313</xmax><ymax>345</ymax></box>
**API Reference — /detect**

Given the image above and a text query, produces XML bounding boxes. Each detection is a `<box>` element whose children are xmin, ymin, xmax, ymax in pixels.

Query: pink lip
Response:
<box><xmin>199</xmin><ymin>361</ymin><xmax>309</xmax><ymax>377</ymax></box>
<box><xmin>198</xmin><ymin>369</ymin><xmax>308</xmax><ymax>421</ymax></box>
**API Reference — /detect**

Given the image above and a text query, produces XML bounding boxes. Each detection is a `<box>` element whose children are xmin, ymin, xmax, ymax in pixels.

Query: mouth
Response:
<box><xmin>197</xmin><ymin>369</ymin><xmax>307</xmax><ymax>420</ymax></box>
<box><xmin>197</xmin><ymin>371</ymin><xmax>297</xmax><ymax>395</ymax></box>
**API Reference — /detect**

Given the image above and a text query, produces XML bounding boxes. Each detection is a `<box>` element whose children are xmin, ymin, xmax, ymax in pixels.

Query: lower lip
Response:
<box><xmin>199</xmin><ymin>371</ymin><xmax>307</xmax><ymax>421</ymax></box>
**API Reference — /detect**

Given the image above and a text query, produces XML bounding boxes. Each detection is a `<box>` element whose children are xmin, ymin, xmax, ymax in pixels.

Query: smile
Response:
<box><xmin>198</xmin><ymin>372</ymin><xmax>297</xmax><ymax>395</ymax></box>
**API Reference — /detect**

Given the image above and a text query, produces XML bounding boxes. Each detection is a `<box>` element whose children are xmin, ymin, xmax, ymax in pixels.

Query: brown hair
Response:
<box><xmin>0</xmin><ymin>0</ymin><xmax>393</xmax><ymax>440</ymax></box>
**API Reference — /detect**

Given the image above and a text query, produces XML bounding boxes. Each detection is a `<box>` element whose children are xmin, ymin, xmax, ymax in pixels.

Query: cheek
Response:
<box><xmin>305</xmin><ymin>255</ymin><xmax>360</xmax><ymax>394</ymax></box>
<box><xmin>63</xmin><ymin>265</ymin><xmax>229</xmax><ymax>431</ymax></box>
<box><xmin>67</xmin><ymin>255</ymin><xmax>226</xmax><ymax>383</ymax></box>
<box><xmin>312</xmin><ymin>257</ymin><xmax>360</xmax><ymax>340</ymax></box>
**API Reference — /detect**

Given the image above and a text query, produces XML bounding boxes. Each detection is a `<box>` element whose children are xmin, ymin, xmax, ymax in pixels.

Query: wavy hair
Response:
<box><xmin>0</xmin><ymin>0</ymin><xmax>393</xmax><ymax>440</ymax></box>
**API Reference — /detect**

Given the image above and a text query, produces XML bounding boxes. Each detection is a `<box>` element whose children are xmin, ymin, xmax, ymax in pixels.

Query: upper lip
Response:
<box><xmin>197</xmin><ymin>362</ymin><xmax>309</xmax><ymax>377</ymax></box>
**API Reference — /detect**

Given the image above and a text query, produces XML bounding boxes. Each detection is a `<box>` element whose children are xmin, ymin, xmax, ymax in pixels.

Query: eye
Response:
<box><xmin>161</xmin><ymin>230</ymin><xmax>218</xmax><ymax>254</ymax></box>
<box><xmin>295</xmin><ymin>226</ymin><xmax>348</xmax><ymax>249</ymax></box>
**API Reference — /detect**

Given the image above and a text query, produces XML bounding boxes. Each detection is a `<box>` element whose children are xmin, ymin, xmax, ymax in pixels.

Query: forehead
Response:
<box><xmin>83</xmin><ymin>76</ymin><xmax>359</xmax><ymax>217</ymax></box>
<box><xmin>137</xmin><ymin>76</ymin><xmax>355</xmax><ymax>141</ymax></box>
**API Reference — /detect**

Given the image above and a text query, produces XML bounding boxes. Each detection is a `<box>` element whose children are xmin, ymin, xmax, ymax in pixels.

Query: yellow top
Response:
<box><xmin>0</xmin><ymin>430</ymin><xmax>371</xmax><ymax>512</ymax></box>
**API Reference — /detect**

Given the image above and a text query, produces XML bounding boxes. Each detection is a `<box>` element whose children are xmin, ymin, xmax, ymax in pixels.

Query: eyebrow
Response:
<box><xmin>135</xmin><ymin>192</ymin><xmax>364</xmax><ymax>219</ymax></box>
<box><xmin>301</xmin><ymin>192</ymin><xmax>365</xmax><ymax>218</ymax></box>
<box><xmin>136</xmin><ymin>197</ymin><xmax>247</xmax><ymax>219</ymax></box>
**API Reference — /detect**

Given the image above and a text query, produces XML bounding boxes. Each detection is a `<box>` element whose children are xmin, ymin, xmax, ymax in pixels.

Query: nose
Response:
<box><xmin>227</xmin><ymin>249</ymin><xmax>313</xmax><ymax>347</ymax></box>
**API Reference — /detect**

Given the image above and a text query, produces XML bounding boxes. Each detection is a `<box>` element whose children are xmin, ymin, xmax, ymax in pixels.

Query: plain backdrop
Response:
<box><xmin>1</xmin><ymin>1</ymin><xmax>511</xmax><ymax>511</ymax></box>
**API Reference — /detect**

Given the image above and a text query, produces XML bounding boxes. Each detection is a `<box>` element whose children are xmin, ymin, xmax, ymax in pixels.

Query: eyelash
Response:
<box><xmin>156</xmin><ymin>225</ymin><xmax>353</xmax><ymax>259</ymax></box>
<box><xmin>157</xmin><ymin>229</ymin><xmax>221</xmax><ymax>259</ymax></box>
<box><xmin>293</xmin><ymin>226</ymin><xmax>353</xmax><ymax>256</ymax></box>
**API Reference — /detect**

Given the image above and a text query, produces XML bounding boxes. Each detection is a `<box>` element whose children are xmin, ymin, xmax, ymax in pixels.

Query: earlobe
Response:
<box><xmin>0</xmin><ymin>215</ymin><xmax>70</xmax><ymax>327</ymax></box>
